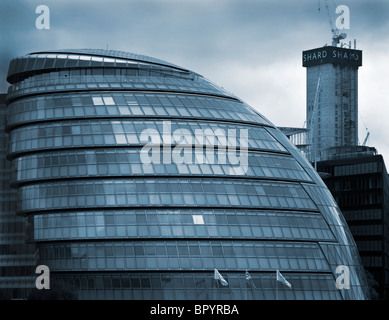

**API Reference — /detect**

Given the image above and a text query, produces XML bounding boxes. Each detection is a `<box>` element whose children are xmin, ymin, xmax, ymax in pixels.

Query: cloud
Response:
<box><xmin>1</xmin><ymin>0</ymin><xmax>388</xmax><ymax>161</ymax></box>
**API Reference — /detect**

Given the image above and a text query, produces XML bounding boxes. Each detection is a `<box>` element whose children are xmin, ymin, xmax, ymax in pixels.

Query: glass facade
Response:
<box><xmin>303</xmin><ymin>46</ymin><xmax>362</xmax><ymax>163</ymax></box>
<box><xmin>0</xmin><ymin>94</ymin><xmax>36</xmax><ymax>299</ymax></box>
<box><xmin>5</xmin><ymin>49</ymin><xmax>369</xmax><ymax>299</ymax></box>
<box><xmin>318</xmin><ymin>155</ymin><xmax>389</xmax><ymax>299</ymax></box>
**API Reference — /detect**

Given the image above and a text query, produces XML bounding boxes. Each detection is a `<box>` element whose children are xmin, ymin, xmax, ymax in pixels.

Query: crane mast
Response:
<box><xmin>320</xmin><ymin>0</ymin><xmax>347</xmax><ymax>47</ymax></box>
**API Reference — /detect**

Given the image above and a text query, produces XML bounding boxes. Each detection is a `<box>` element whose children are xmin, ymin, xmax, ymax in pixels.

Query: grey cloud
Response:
<box><xmin>1</xmin><ymin>0</ymin><xmax>388</xmax><ymax>159</ymax></box>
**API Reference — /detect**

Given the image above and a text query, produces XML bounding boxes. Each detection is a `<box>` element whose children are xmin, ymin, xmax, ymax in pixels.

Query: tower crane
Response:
<box><xmin>360</xmin><ymin>115</ymin><xmax>370</xmax><ymax>146</ymax></box>
<box><xmin>362</xmin><ymin>132</ymin><xmax>370</xmax><ymax>146</ymax></box>
<box><xmin>319</xmin><ymin>0</ymin><xmax>347</xmax><ymax>47</ymax></box>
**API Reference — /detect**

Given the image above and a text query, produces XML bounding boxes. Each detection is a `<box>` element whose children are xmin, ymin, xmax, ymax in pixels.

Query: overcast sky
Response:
<box><xmin>1</xmin><ymin>0</ymin><xmax>388</xmax><ymax>163</ymax></box>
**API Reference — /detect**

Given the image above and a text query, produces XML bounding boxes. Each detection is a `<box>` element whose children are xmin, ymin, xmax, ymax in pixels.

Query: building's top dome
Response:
<box><xmin>6</xmin><ymin>48</ymin><xmax>271</xmax><ymax>128</ymax></box>
<box><xmin>30</xmin><ymin>49</ymin><xmax>190</xmax><ymax>72</ymax></box>
<box><xmin>7</xmin><ymin>49</ymin><xmax>191</xmax><ymax>84</ymax></box>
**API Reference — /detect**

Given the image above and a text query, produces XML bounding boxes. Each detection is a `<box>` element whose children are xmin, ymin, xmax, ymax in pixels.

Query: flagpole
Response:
<box><xmin>276</xmin><ymin>270</ymin><xmax>278</xmax><ymax>300</ymax></box>
<box><xmin>245</xmin><ymin>270</ymin><xmax>248</xmax><ymax>300</ymax></box>
<box><xmin>215</xmin><ymin>269</ymin><xmax>219</xmax><ymax>300</ymax></box>
<box><xmin>214</xmin><ymin>274</ymin><xmax>217</xmax><ymax>300</ymax></box>
<box><xmin>245</xmin><ymin>270</ymin><xmax>252</xmax><ymax>300</ymax></box>
<box><xmin>276</xmin><ymin>279</ymin><xmax>278</xmax><ymax>300</ymax></box>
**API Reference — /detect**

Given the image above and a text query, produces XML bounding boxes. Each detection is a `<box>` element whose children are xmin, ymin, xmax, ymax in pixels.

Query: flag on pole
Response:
<box><xmin>276</xmin><ymin>270</ymin><xmax>292</xmax><ymax>288</ymax></box>
<box><xmin>214</xmin><ymin>268</ymin><xmax>228</xmax><ymax>286</ymax></box>
<box><xmin>245</xmin><ymin>270</ymin><xmax>256</xmax><ymax>289</ymax></box>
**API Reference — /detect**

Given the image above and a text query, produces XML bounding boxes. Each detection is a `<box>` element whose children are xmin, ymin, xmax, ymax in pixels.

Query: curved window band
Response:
<box><xmin>16</xmin><ymin>178</ymin><xmax>318</xmax><ymax>213</ymax></box>
<box><xmin>36</xmin><ymin>240</ymin><xmax>330</xmax><ymax>273</ymax></box>
<box><xmin>50</xmin><ymin>272</ymin><xmax>342</xmax><ymax>300</ymax></box>
<box><xmin>12</xmin><ymin>149</ymin><xmax>312</xmax><ymax>184</ymax></box>
<box><xmin>6</xmin><ymin>75</ymin><xmax>234</xmax><ymax>103</ymax></box>
<box><xmin>9</xmin><ymin>119</ymin><xmax>286</xmax><ymax>156</ymax></box>
<box><xmin>29</xmin><ymin>209</ymin><xmax>334</xmax><ymax>242</ymax></box>
<box><xmin>7</xmin><ymin>91</ymin><xmax>265</xmax><ymax>128</ymax></box>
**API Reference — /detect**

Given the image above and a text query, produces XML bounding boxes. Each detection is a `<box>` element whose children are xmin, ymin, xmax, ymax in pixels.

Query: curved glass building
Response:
<box><xmin>5</xmin><ymin>49</ymin><xmax>369</xmax><ymax>299</ymax></box>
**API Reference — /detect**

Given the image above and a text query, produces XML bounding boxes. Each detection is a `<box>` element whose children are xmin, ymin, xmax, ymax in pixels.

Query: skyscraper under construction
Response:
<box><xmin>302</xmin><ymin>45</ymin><xmax>362</xmax><ymax>163</ymax></box>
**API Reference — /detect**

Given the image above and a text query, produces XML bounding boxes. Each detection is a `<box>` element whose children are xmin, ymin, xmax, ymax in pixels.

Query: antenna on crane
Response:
<box><xmin>319</xmin><ymin>0</ymin><xmax>347</xmax><ymax>47</ymax></box>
